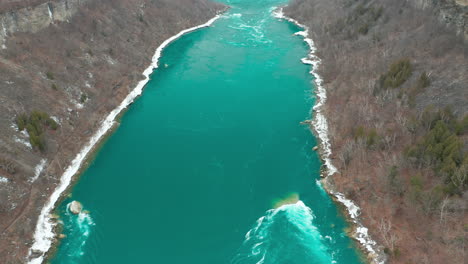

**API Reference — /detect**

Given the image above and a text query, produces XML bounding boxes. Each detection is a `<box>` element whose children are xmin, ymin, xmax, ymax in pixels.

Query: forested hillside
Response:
<box><xmin>285</xmin><ymin>0</ymin><xmax>467</xmax><ymax>263</ymax></box>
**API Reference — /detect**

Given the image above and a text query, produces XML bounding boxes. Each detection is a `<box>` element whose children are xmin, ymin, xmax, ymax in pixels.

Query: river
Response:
<box><xmin>51</xmin><ymin>0</ymin><xmax>364</xmax><ymax>263</ymax></box>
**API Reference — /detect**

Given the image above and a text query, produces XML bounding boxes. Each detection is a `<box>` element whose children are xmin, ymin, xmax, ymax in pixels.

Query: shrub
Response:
<box><xmin>80</xmin><ymin>93</ymin><xmax>88</xmax><ymax>103</ymax></box>
<box><xmin>46</xmin><ymin>71</ymin><xmax>54</xmax><ymax>80</ymax></box>
<box><xmin>358</xmin><ymin>24</ymin><xmax>369</xmax><ymax>35</ymax></box>
<box><xmin>0</xmin><ymin>158</ymin><xmax>17</xmax><ymax>174</ymax></box>
<box><xmin>388</xmin><ymin>166</ymin><xmax>404</xmax><ymax>195</ymax></box>
<box><xmin>383</xmin><ymin>247</ymin><xmax>391</xmax><ymax>255</ymax></box>
<box><xmin>410</xmin><ymin>174</ymin><xmax>423</xmax><ymax>190</ymax></box>
<box><xmin>16</xmin><ymin>114</ymin><xmax>28</xmax><ymax>131</ymax></box>
<box><xmin>417</xmin><ymin>72</ymin><xmax>430</xmax><ymax>88</ymax></box>
<box><xmin>366</xmin><ymin>128</ymin><xmax>378</xmax><ymax>147</ymax></box>
<box><xmin>15</xmin><ymin>110</ymin><xmax>58</xmax><ymax>152</ymax></box>
<box><xmin>454</xmin><ymin>114</ymin><xmax>468</xmax><ymax>135</ymax></box>
<box><xmin>372</xmin><ymin>7</ymin><xmax>383</xmax><ymax>21</ymax></box>
<box><xmin>353</xmin><ymin>126</ymin><xmax>379</xmax><ymax>147</ymax></box>
<box><xmin>51</xmin><ymin>83</ymin><xmax>58</xmax><ymax>90</ymax></box>
<box><xmin>408</xmin><ymin>72</ymin><xmax>430</xmax><ymax>107</ymax></box>
<box><xmin>405</xmin><ymin>107</ymin><xmax>466</xmax><ymax>193</ymax></box>
<box><xmin>342</xmin><ymin>3</ymin><xmax>384</xmax><ymax>38</ymax></box>
<box><xmin>380</xmin><ymin>59</ymin><xmax>413</xmax><ymax>89</ymax></box>
<box><xmin>353</xmin><ymin>126</ymin><xmax>366</xmax><ymax>140</ymax></box>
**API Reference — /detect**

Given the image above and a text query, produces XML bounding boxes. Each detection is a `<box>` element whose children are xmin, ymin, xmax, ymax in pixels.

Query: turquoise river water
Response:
<box><xmin>51</xmin><ymin>0</ymin><xmax>365</xmax><ymax>263</ymax></box>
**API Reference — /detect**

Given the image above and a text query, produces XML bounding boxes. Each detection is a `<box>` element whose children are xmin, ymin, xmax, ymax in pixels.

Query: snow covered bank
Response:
<box><xmin>273</xmin><ymin>8</ymin><xmax>386</xmax><ymax>264</ymax></box>
<box><xmin>27</xmin><ymin>14</ymin><xmax>221</xmax><ymax>264</ymax></box>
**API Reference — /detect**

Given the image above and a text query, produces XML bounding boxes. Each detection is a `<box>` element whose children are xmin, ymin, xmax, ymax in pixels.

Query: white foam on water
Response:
<box><xmin>273</xmin><ymin>7</ymin><xmax>386</xmax><ymax>264</ymax></box>
<box><xmin>224</xmin><ymin>13</ymin><xmax>242</xmax><ymax>18</ymax></box>
<box><xmin>233</xmin><ymin>201</ymin><xmax>332</xmax><ymax>264</ymax></box>
<box><xmin>62</xmin><ymin>202</ymin><xmax>95</xmax><ymax>258</ymax></box>
<box><xmin>30</xmin><ymin>159</ymin><xmax>47</xmax><ymax>183</ymax></box>
<box><xmin>27</xmin><ymin>14</ymin><xmax>221</xmax><ymax>264</ymax></box>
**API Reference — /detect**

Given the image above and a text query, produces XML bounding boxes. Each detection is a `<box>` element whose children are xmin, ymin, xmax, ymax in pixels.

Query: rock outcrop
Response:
<box><xmin>411</xmin><ymin>0</ymin><xmax>468</xmax><ymax>41</ymax></box>
<box><xmin>69</xmin><ymin>201</ymin><xmax>82</xmax><ymax>214</ymax></box>
<box><xmin>0</xmin><ymin>0</ymin><xmax>91</xmax><ymax>49</ymax></box>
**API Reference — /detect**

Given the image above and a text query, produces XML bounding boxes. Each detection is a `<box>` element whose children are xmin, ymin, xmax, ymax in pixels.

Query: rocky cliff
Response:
<box><xmin>411</xmin><ymin>0</ymin><xmax>468</xmax><ymax>40</ymax></box>
<box><xmin>0</xmin><ymin>0</ymin><xmax>91</xmax><ymax>49</ymax></box>
<box><xmin>285</xmin><ymin>0</ymin><xmax>467</xmax><ymax>263</ymax></box>
<box><xmin>0</xmin><ymin>0</ymin><xmax>223</xmax><ymax>263</ymax></box>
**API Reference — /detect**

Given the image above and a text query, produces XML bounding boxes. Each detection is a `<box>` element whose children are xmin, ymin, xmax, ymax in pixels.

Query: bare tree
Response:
<box><xmin>338</xmin><ymin>140</ymin><xmax>356</xmax><ymax>169</ymax></box>
<box><xmin>439</xmin><ymin>196</ymin><xmax>450</xmax><ymax>226</ymax></box>
<box><xmin>382</xmin><ymin>133</ymin><xmax>397</xmax><ymax>150</ymax></box>
<box><xmin>379</xmin><ymin>218</ymin><xmax>399</xmax><ymax>252</ymax></box>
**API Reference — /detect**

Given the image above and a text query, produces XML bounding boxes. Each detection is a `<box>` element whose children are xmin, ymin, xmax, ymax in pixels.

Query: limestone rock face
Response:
<box><xmin>0</xmin><ymin>0</ymin><xmax>91</xmax><ymax>48</ymax></box>
<box><xmin>69</xmin><ymin>201</ymin><xmax>82</xmax><ymax>214</ymax></box>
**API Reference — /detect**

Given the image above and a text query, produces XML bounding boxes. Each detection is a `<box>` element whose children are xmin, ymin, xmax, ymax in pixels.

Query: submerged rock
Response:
<box><xmin>69</xmin><ymin>201</ymin><xmax>83</xmax><ymax>214</ymax></box>
<box><xmin>30</xmin><ymin>249</ymin><xmax>43</xmax><ymax>258</ymax></box>
<box><xmin>49</xmin><ymin>213</ymin><xmax>59</xmax><ymax>219</ymax></box>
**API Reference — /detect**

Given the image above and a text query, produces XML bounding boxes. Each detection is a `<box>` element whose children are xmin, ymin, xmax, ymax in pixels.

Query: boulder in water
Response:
<box><xmin>69</xmin><ymin>201</ymin><xmax>83</xmax><ymax>214</ymax></box>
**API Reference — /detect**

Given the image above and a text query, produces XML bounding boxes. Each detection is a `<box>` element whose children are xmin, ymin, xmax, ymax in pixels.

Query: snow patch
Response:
<box><xmin>14</xmin><ymin>136</ymin><xmax>32</xmax><ymax>149</ymax></box>
<box><xmin>273</xmin><ymin>7</ymin><xmax>385</xmax><ymax>264</ymax></box>
<box><xmin>50</xmin><ymin>116</ymin><xmax>60</xmax><ymax>125</ymax></box>
<box><xmin>30</xmin><ymin>159</ymin><xmax>47</xmax><ymax>183</ymax></box>
<box><xmin>104</xmin><ymin>55</ymin><xmax>117</xmax><ymax>65</ymax></box>
<box><xmin>75</xmin><ymin>102</ymin><xmax>84</xmax><ymax>109</ymax></box>
<box><xmin>27</xmin><ymin>14</ymin><xmax>221</xmax><ymax>264</ymax></box>
<box><xmin>47</xmin><ymin>5</ymin><xmax>53</xmax><ymax>20</ymax></box>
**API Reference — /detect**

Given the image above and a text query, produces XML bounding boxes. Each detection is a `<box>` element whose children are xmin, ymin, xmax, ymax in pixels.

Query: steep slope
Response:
<box><xmin>0</xmin><ymin>0</ymin><xmax>224</xmax><ymax>263</ymax></box>
<box><xmin>285</xmin><ymin>0</ymin><xmax>467</xmax><ymax>263</ymax></box>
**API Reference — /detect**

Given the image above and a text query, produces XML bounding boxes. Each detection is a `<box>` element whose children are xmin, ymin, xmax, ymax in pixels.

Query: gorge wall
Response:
<box><xmin>0</xmin><ymin>0</ymin><xmax>223</xmax><ymax>263</ymax></box>
<box><xmin>285</xmin><ymin>0</ymin><xmax>467</xmax><ymax>263</ymax></box>
<box><xmin>412</xmin><ymin>0</ymin><xmax>467</xmax><ymax>40</ymax></box>
<box><xmin>0</xmin><ymin>0</ymin><xmax>91</xmax><ymax>49</ymax></box>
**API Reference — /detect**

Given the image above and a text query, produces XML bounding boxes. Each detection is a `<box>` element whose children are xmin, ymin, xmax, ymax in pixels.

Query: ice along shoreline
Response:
<box><xmin>273</xmin><ymin>8</ymin><xmax>387</xmax><ymax>264</ymax></box>
<box><xmin>26</xmin><ymin>13</ymin><xmax>223</xmax><ymax>264</ymax></box>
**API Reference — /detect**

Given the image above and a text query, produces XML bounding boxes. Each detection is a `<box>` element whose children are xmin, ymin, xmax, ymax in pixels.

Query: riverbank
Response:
<box><xmin>284</xmin><ymin>0</ymin><xmax>467</xmax><ymax>263</ymax></box>
<box><xmin>26</xmin><ymin>12</ymin><xmax>227</xmax><ymax>264</ymax></box>
<box><xmin>49</xmin><ymin>1</ymin><xmax>367</xmax><ymax>263</ymax></box>
<box><xmin>0</xmin><ymin>1</ymin><xmax>226</xmax><ymax>262</ymax></box>
<box><xmin>273</xmin><ymin>8</ymin><xmax>386</xmax><ymax>264</ymax></box>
